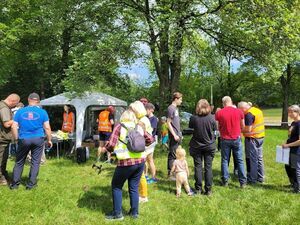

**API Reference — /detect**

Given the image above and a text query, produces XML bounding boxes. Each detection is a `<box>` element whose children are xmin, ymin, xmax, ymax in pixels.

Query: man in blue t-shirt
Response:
<box><xmin>10</xmin><ymin>93</ymin><xmax>52</xmax><ymax>190</ymax></box>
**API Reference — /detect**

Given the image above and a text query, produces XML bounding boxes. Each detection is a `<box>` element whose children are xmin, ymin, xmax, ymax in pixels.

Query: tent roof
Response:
<box><xmin>40</xmin><ymin>92</ymin><xmax>127</xmax><ymax>107</ymax></box>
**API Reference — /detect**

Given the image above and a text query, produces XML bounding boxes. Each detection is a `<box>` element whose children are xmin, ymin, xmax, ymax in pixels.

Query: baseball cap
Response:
<box><xmin>28</xmin><ymin>93</ymin><xmax>40</xmax><ymax>101</ymax></box>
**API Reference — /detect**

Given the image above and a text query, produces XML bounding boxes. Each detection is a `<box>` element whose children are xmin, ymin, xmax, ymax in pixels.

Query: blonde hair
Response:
<box><xmin>129</xmin><ymin>101</ymin><xmax>147</xmax><ymax>119</ymax></box>
<box><xmin>288</xmin><ymin>105</ymin><xmax>300</xmax><ymax>114</ymax></box>
<box><xmin>195</xmin><ymin>99</ymin><xmax>211</xmax><ymax>116</ymax></box>
<box><xmin>176</xmin><ymin>146</ymin><xmax>186</xmax><ymax>160</ymax></box>
<box><xmin>120</xmin><ymin>110</ymin><xmax>137</xmax><ymax>123</ymax></box>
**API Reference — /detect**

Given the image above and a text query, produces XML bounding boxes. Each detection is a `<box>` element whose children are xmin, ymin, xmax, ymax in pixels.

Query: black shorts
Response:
<box><xmin>99</xmin><ymin>132</ymin><xmax>112</xmax><ymax>141</ymax></box>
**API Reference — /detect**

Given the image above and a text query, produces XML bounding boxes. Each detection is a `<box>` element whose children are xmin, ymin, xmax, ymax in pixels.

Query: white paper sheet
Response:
<box><xmin>276</xmin><ymin>145</ymin><xmax>290</xmax><ymax>164</ymax></box>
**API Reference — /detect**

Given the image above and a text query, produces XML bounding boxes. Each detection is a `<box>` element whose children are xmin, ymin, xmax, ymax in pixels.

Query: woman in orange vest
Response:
<box><xmin>97</xmin><ymin>106</ymin><xmax>115</xmax><ymax>162</ymax></box>
<box><xmin>62</xmin><ymin>105</ymin><xmax>75</xmax><ymax>133</ymax></box>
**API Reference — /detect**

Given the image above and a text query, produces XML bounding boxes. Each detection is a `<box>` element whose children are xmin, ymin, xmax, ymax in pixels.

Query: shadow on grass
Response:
<box><xmin>77</xmin><ymin>185</ymin><xmax>112</xmax><ymax>213</ymax></box>
<box><xmin>77</xmin><ymin>185</ymin><xmax>129</xmax><ymax>214</ymax></box>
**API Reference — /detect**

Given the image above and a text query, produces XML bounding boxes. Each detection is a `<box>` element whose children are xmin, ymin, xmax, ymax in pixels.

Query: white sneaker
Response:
<box><xmin>139</xmin><ymin>196</ymin><xmax>149</xmax><ymax>203</ymax></box>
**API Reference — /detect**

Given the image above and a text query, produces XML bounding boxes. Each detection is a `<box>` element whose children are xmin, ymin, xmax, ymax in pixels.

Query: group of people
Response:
<box><xmin>1</xmin><ymin>91</ymin><xmax>299</xmax><ymax>221</ymax></box>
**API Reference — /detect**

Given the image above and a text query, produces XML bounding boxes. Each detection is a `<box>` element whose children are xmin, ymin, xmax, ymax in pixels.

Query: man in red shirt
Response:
<box><xmin>215</xmin><ymin>96</ymin><xmax>247</xmax><ymax>187</ymax></box>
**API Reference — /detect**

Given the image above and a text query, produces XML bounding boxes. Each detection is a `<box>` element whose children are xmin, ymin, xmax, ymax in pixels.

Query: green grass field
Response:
<box><xmin>0</xmin><ymin>129</ymin><xmax>299</xmax><ymax>225</ymax></box>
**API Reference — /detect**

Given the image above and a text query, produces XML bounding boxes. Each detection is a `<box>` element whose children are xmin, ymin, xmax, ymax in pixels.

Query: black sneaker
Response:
<box><xmin>105</xmin><ymin>212</ymin><xmax>124</xmax><ymax>221</ymax></box>
<box><xmin>26</xmin><ymin>184</ymin><xmax>37</xmax><ymax>190</ymax></box>
<box><xmin>222</xmin><ymin>180</ymin><xmax>228</xmax><ymax>187</ymax></box>
<box><xmin>240</xmin><ymin>183</ymin><xmax>247</xmax><ymax>189</ymax></box>
<box><xmin>9</xmin><ymin>184</ymin><xmax>19</xmax><ymax>190</ymax></box>
<box><xmin>204</xmin><ymin>190</ymin><xmax>212</xmax><ymax>196</ymax></box>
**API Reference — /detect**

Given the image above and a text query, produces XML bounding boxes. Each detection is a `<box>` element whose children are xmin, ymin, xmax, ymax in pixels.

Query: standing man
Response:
<box><xmin>167</xmin><ymin>92</ymin><xmax>183</xmax><ymax>178</ymax></box>
<box><xmin>215</xmin><ymin>96</ymin><xmax>247</xmax><ymax>187</ymax></box>
<box><xmin>10</xmin><ymin>93</ymin><xmax>52</xmax><ymax>190</ymax></box>
<box><xmin>238</xmin><ymin>101</ymin><xmax>265</xmax><ymax>184</ymax></box>
<box><xmin>0</xmin><ymin>93</ymin><xmax>20</xmax><ymax>185</ymax></box>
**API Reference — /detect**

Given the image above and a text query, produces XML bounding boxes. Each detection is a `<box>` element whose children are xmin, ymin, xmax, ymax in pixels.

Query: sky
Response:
<box><xmin>120</xmin><ymin>58</ymin><xmax>244</xmax><ymax>82</ymax></box>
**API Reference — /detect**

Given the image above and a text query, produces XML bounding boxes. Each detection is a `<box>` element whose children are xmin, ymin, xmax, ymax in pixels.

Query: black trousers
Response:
<box><xmin>167</xmin><ymin>133</ymin><xmax>180</xmax><ymax>174</ymax></box>
<box><xmin>191</xmin><ymin>148</ymin><xmax>215</xmax><ymax>192</ymax></box>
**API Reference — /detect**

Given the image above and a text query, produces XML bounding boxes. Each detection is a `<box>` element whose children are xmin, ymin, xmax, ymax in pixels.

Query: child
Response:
<box><xmin>171</xmin><ymin>146</ymin><xmax>193</xmax><ymax>197</ymax></box>
<box><xmin>161</xmin><ymin>117</ymin><xmax>169</xmax><ymax>149</ymax></box>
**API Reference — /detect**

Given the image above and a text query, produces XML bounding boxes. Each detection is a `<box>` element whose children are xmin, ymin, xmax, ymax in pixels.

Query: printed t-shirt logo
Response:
<box><xmin>21</xmin><ymin>111</ymin><xmax>40</xmax><ymax>120</ymax></box>
<box><xmin>175</xmin><ymin>109</ymin><xmax>179</xmax><ymax>117</ymax></box>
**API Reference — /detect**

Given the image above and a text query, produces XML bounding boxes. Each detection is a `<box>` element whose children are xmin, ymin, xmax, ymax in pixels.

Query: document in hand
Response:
<box><xmin>276</xmin><ymin>145</ymin><xmax>290</xmax><ymax>164</ymax></box>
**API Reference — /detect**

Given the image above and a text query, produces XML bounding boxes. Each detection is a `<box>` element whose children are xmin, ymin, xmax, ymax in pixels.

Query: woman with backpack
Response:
<box><xmin>103</xmin><ymin>109</ymin><xmax>146</xmax><ymax>220</ymax></box>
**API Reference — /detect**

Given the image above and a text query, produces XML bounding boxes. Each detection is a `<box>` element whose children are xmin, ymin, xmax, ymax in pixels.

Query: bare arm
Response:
<box><xmin>242</xmin><ymin>125</ymin><xmax>252</xmax><ymax>133</ymax></box>
<box><xmin>283</xmin><ymin>136</ymin><xmax>300</xmax><ymax>148</ymax></box>
<box><xmin>240</xmin><ymin>118</ymin><xmax>245</xmax><ymax>132</ymax></box>
<box><xmin>170</xmin><ymin>163</ymin><xmax>175</xmax><ymax>174</ymax></box>
<box><xmin>167</xmin><ymin>118</ymin><xmax>179</xmax><ymax>141</ymax></box>
<box><xmin>3</xmin><ymin>120</ymin><xmax>13</xmax><ymax>128</ymax></box>
<box><xmin>110</xmin><ymin>119</ymin><xmax>114</xmax><ymax>126</ymax></box>
<box><xmin>11</xmin><ymin>121</ymin><xmax>19</xmax><ymax>140</ymax></box>
<box><xmin>43</xmin><ymin>121</ymin><xmax>53</xmax><ymax>148</ymax></box>
<box><xmin>185</xmin><ymin>160</ymin><xmax>189</xmax><ymax>177</ymax></box>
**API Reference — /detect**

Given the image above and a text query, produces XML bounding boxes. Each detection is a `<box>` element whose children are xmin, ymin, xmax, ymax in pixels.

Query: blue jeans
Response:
<box><xmin>221</xmin><ymin>138</ymin><xmax>246</xmax><ymax>184</ymax></box>
<box><xmin>111</xmin><ymin>162</ymin><xmax>145</xmax><ymax>215</ymax></box>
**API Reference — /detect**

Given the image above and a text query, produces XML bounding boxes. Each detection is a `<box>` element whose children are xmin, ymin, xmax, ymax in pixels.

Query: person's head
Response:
<box><xmin>288</xmin><ymin>105</ymin><xmax>300</xmax><ymax>120</ymax></box>
<box><xmin>120</xmin><ymin>109</ymin><xmax>137</xmax><ymax>124</ymax></box>
<box><xmin>139</xmin><ymin>97</ymin><xmax>149</xmax><ymax>106</ymax></box>
<box><xmin>161</xmin><ymin>116</ymin><xmax>167</xmax><ymax>123</ymax></box>
<box><xmin>195</xmin><ymin>99</ymin><xmax>211</xmax><ymax>116</ymax></box>
<box><xmin>172</xmin><ymin>92</ymin><xmax>183</xmax><ymax>106</ymax></box>
<box><xmin>175</xmin><ymin>146</ymin><xmax>186</xmax><ymax>160</ymax></box>
<box><xmin>64</xmin><ymin>105</ymin><xmax>71</xmax><ymax>112</ymax></box>
<box><xmin>4</xmin><ymin>93</ymin><xmax>20</xmax><ymax>108</ymax></box>
<box><xmin>28</xmin><ymin>93</ymin><xmax>40</xmax><ymax>106</ymax></box>
<box><xmin>16</xmin><ymin>102</ymin><xmax>24</xmax><ymax>108</ymax></box>
<box><xmin>107</xmin><ymin>105</ymin><xmax>115</xmax><ymax>114</ymax></box>
<box><xmin>145</xmin><ymin>103</ymin><xmax>155</xmax><ymax>116</ymax></box>
<box><xmin>238</xmin><ymin>101</ymin><xmax>251</xmax><ymax>114</ymax></box>
<box><xmin>222</xmin><ymin>96</ymin><xmax>233</xmax><ymax>107</ymax></box>
<box><xmin>129</xmin><ymin>101</ymin><xmax>147</xmax><ymax>119</ymax></box>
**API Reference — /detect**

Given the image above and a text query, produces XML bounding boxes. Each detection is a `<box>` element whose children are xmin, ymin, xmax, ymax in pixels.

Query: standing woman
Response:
<box><xmin>189</xmin><ymin>99</ymin><xmax>217</xmax><ymax>195</ymax></box>
<box><xmin>281</xmin><ymin>105</ymin><xmax>300</xmax><ymax>193</ymax></box>
<box><xmin>103</xmin><ymin>109</ymin><xmax>145</xmax><ymax>220</ymax></box>
<box><xmin>62</xmin><ymin>105</ymin><xmax>75</xmax><ymax>133</ymax></box>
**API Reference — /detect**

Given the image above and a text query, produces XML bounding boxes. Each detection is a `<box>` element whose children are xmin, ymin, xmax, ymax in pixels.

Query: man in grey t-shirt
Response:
<box><xmin>167</xmin><ymin>92</ymin><xmax>183</xmax><ymax>177</ymax></box>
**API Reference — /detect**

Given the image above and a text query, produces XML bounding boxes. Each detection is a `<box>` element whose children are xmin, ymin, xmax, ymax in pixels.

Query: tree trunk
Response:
<box><xmin>280</xmin><ymin>64</ymin><xmax>292</xmax><ymax>128</ymax></box>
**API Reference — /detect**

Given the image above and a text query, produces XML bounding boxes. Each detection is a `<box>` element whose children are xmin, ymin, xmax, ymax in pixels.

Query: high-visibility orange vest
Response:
<box><xmin>244</xmin><ymin>107</ymin><xmax>265</xmax><ymax>138</ymax></box>
<box><xmin>98</xmin><ymin>110</ymin><xmax>112</xmax><ymax>132</ymax></box>
<box><xmin>62</xmin><ymin>112</ymin><xmax>74</xmax><ymax>133</ymax></box>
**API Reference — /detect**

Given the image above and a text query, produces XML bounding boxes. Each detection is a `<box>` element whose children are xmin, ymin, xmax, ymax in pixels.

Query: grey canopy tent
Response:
<box><xmin>40</xmin><ymin>92</ymin><xmax>127</xmax><ymax>148</ymax></box>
